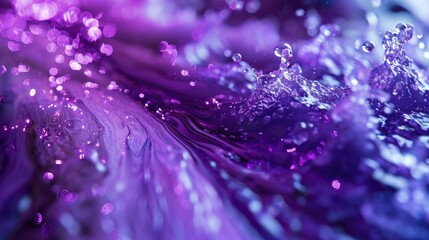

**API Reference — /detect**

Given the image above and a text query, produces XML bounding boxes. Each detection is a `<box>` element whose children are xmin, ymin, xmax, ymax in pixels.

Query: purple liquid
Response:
<box><xmin>1</xmin><ymin>0</ymin><xmax>429</xmax><ymax>239</ymax></box>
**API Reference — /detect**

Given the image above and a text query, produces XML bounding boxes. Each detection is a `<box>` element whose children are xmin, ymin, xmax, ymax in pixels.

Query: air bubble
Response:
<box><xmin>232</xmin><ymin>53</ymin><xmax>242</xmax><ymax>63</ymax></box>
<box><xmin>362</xmin><ymin>41</ymin><xmax>375</xmax><ymax>52</ymax></box>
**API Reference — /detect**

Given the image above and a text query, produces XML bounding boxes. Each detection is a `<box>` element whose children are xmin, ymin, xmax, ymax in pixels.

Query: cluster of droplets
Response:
<box><xmin>199</xmin><ymin>61</ymin><xmax>256</xmax><ymax>95</ymax></box>
<box><xmin>0</xmin><ymin>5</ymin><xmax>118</xmax><ymax>98</ymax></box>
<box><xmin>382</xmin><ymin>23</ymin><xmax>414</xmax><ymax>68</ymax></box>
<box><xmin>160</xmin><ymin>41</ymin><xmax>178</xmax><ymax>65</ymax></box>
<box><xmin>274</xmin><ymin>43</ymin><xmax>293</xmax><ymax>71</ymax></box>
<box><xmin>225</xmin><ymin>0</ymin><xmax>261</xmax><ymax>13</ymax></box>
<box><xmin>367</xmin><ymin>23</ymin><xmax>429</xmax><ymax>114</ymax></box>
<box><xmin>234</xmin><ymin>40</ymin><xmax>346</xmax><ymax>126</ymax></box>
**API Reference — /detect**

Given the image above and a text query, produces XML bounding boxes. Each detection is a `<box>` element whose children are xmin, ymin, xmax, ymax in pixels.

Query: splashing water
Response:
<box><xmin>1</xmin><ymin>0</ymin><xmax>429</xmax><ymax>240</ymax></box>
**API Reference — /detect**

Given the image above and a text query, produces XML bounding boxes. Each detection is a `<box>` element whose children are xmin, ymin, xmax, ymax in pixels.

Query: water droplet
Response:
<box><xmin>1</xmin><ymin>65</ymin><xmax>6</xmax><ymax>74</ymax></box>
<box><xmin>101</xmin><ymin>203</ymin><xmax>114</xmax><ymax>215</ymax></box>
<box><xmin>55</xmin><ymin>54</ymin><xmax>65</xmax><ymax>63</ymax></box>
<box><xmin>181</xmin><ymin>69</ymin><xmax>189</xmax><ymax>76</ymax></box>
<box><xmin>31</xmin><ymin>2</ymin><xmax>58</xmax><ymax>21</ymax></box>
<box><xmin>29</xmin><ymin>89</ymin><xmax>36</xmax><ymax>97</ymax></box>
<box><xmin>246</xmin><ymin>0</ymin><xmax>260</xmax><ymax>13</ymax></box>
<box><xmin>396</xmin><ymin>23</ymin><xmax>413</xmax><ymax>43</ymax></box>
<box><xmin>275</xmin><ymin>43</ymin><xmax>293</xmax><ymax>69</ymax></box>
<box><xmin>103</xmin><ymin>24</ymin><xmax>117</xmax><ymax>38</ymax></box>
<box><xmin>69</xmin><ymin>60</ymin><xmax>82</xmax><ymax>71</ymax></box>
<box><xmin>84</xmin><ymin>18</ymin><xmax>99</xmax><ymax>28</ymax></box>
<box><xmin>274</xmin><ymin>43</ymin><xmax>292</xmax><ymax>58</ymax></box>
<box><xmin>289</xmin><ymin>64</ymin><xmax>302</xmax><ymax>74</ymax></box>
<box><xmin>100</xmin><ymin>43</ymin><xmax>113</xmax><ymax>56</ymax></box>
<box><xmin>21</xmin><ymin>31</ymin><xmax>34</xmax><ymax>44</ymax></box>
<box><xmin>331</xmin><ymin>180</ymin><xmax>341</xmax><ymax>190</ymax></box>
<box><xmin>18</xmin><ymin>64</ymin><xmax>29</xmax><ymax>73</ymax></box>
<box><xmin>49</xmin><ymin>67</ymin><xmax>58</xmax><ymax>76</ymax></box>
<box><xmin>87</xmin><ymin>27</ymin><xmax>102</xmax><ymax>42</ymax></box>
<box><xmin>7</xmin><ymin>41</ymin><xmax>20</xmax><ymax>52</ymax></box>
<box><xmin>232</xmin><ymin>53</ymin><xmax>242</xmax><ymax>63</ymax></box>
<box><xmin>57</xmin><ymin>35</ymin><xmax>70</xmax><ymax>47</ymax></box>
<box><xmin>396</xmin><ymin>23</ymin><xmax>407</xmax><ymax>32</ymax></box>
<box><xmin>63</xmin><ymin>7</ymin><xmax>80</xmax><ymax>24</ymax></box>
<box><xmin>295</xmin><ymin>9</ymin><xmax>305</xmax><ymax>17</ymax></box>
<box><xmin>371</xmin><ymin>0</ymin><xmax>382</xmax><ymax>7</ymax></box>
<box><xmin>416</xmin><ymin>28</ymin><xmax>423</xmax><ymax>39</ymax></box>
<box><xmin>320</xmin><ymin>24</ymin><xmax>340</xmax><ymax>37</ymax></box>
<box><xmin>224</xmin><ymin>49</ymin><xmax>232</xmax><ymax>57</ymax></box>
<box><xmin>43</xmin><ymin>172</ymin><xmax>54</xmax><ymax>180</ymax></box>
<box><xmin>362</xmin><ymin>41</ymin><xmax>375</xmax><ymax>52</ymax></box>
<box><xmin>46</xmin><ymin>42</ymin><xmax>57</xmax><ymax>53</ymax></box>
<box><xmin>33</xmin><ymin>212</ymin><xmax>43</xmax><ymax>225</ymax></box>
<box><xmin>229</xmin><ymin>1</ymin><xmax>244</xmax><ymax>11</ymax></box>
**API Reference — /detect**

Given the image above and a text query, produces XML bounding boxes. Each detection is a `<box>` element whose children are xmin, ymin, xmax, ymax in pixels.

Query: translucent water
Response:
<box><xmin>1</xmin><ymin>1</ymin><xmax>429</xmax><ymax>240</ymax></box>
